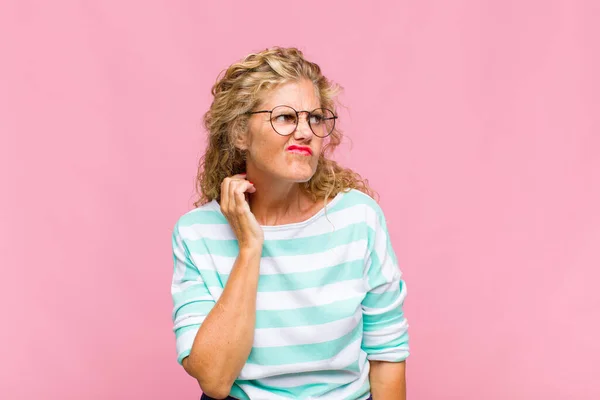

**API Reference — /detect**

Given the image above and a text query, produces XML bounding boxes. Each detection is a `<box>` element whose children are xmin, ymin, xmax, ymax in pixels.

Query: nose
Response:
<box><xmin>293</xmin><ymin>112</ymin><xmax>313</xmax><ymax>141</ymax></box>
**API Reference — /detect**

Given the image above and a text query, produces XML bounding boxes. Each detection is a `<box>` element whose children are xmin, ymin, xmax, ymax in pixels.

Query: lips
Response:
<box><xmin>286</xmin><ymin>145</ymin><xmax>313</xmax><ymax>155</ymax></box>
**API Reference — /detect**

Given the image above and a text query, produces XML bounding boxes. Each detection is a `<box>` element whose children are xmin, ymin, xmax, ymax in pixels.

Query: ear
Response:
<box><xmin>231</xmin><ymin>119</ymin><xmax>250</xmax><ymax>151</ymax></box>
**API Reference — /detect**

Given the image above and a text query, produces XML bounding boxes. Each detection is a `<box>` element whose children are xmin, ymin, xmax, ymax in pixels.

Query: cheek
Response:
<box><xmin>311</xmin><ymin>138</ymin><xmax>324</xmax><ymax>157</ymax></box>
<box><xmin>248</xmin><ymin>133</ymin><xmax>283</xmax><ymax>161</ymax></box>
<box><xmin>313</xmin><ymin>139</ymin><xmax>324</xmax><ymax>152</ymax></box>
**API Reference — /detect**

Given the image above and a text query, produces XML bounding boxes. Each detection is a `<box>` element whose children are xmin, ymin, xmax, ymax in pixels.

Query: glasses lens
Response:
<box><xmin>270</xmin><ymin>106</ymin><xmax>297</xmax><ymax>136</ymax></box>
<box><xmin>308</xmin><ymin>108</ymin><xmax>336</xmax><ymax>137</ymax></box>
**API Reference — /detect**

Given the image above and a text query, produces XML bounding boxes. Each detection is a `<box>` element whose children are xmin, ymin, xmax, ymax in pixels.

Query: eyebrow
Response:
<box><xmin>258</xmin><ymin>104</ymin><xmax>324</xmax><ymax>111</ymax></box>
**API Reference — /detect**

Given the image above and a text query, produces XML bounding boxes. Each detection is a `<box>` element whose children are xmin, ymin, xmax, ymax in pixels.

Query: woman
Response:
<box><xmin>171</xmin><ymin>47</ymin><xmax>410</xmax><ymax>400</ymax></box>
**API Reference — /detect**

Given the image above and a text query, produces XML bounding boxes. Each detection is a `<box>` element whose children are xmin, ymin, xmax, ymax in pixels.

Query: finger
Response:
<box><xmin>229</xmin><ymin>179</ymin><xmax>245</xmax><ymax>214</ymax></box>
<box><xmin>221</xmin><ymin>178</ymin><xmax>231</xmax><ymax>212</ymax></box>
<box><xmin>232</xmin><ymin>180</ymin><xmax>255</xmax><ymax>209</ymax></box>
<box><xmin>240</xmin><ymin>180</ymin><xmax>256</xmax><ymax>195</ymax></box>
<box><xmin>233</xmin><ymin>183</ymin><xmax>249</xmax><ymax>214</ymax></box>
<box><xmin>236</xmin><ymin>179</ymin><xmax>255</xmax><ymax>199</ymax></box>
<box><xmin>231</xmin><ymin>172</ymin><xmax>247</xmax><ymax>181</ymax></box>
<box><xmin>236</xmin><ymin>176</ymin><xmax>256</xmax><ymax>193</ymax></box>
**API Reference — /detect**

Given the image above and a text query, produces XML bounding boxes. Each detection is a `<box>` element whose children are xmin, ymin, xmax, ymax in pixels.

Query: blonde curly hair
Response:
<box><xmin>194</xmin><ymin>46</ymin><xmax>376</xmax><ymax>207</ymax></box>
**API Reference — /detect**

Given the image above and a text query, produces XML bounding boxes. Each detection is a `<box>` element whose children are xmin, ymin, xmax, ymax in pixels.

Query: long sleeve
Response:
<box><xmin>361</xmin><ymin>207</ymin><xmax>410</xmax><ymax>362</ymax></box>
<box><xmin>171</xmin><ymin>222</ymin><xmax>216</xmax><ymax>365</ymax></box>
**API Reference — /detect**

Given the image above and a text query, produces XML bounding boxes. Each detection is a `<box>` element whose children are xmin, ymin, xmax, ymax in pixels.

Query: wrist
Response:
<box><xmin>239</xmin><ymin>245</ymin><xmax>262</xmax><ymax>259</ymax></box>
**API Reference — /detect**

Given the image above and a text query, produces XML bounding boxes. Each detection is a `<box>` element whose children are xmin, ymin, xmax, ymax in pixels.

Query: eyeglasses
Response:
<box><xmin>245</xmin><ymin>105</ymin><xmax>337</xmax><ymax>138</ymax></box>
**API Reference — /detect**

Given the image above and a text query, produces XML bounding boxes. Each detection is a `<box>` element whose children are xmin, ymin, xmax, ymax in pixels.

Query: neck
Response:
<box><xmin>246</xmin><ymin>172</ymin><xmax>312</xmax><ymax>226</ymax></box>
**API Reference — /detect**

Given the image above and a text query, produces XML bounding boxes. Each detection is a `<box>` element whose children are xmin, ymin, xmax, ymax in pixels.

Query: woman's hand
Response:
<box><xmin>220</xmin><ymin>173</ymin><xmax>263</xmax><ymax>251</ymax></box>
<box><xmin>183</xmin><ymin>173</ymin><xmax>263</xmax><ymax>397</ymax></box>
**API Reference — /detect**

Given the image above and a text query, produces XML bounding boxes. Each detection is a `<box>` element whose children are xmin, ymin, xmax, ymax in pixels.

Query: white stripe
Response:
<box><xmin>362</xmin><ymin>319</ymin><xmax>409</xmax><ymax>347</ymax></box>
<box><xmin>313</xmin><ymin>369</ymin><xmax>370</xmax><ymax>400</ymax></box>
<box><xmin>253</xmin><ymin>310</ymin><xmax>362</xmax><ymax>348</ymax></box>
<box><xmin>367</xmin><ymin>278</ymin><xmax>404</xmax><ymax>294</ymax></box>
<box><xmin>172</xmin><ymin>314</ymin><xmax>206</xmax><ymax>331</ymax></box>
<box><xmin>256</xmin><ymin>350</ymin><xmax>368</xmax><ymax>388</ymax></box>
<box><xmin>206</xmin><ymin>279</ymin><xmax>365</xmax><ymax>311</ymax></box>
<box><xmin>240</xmin><ymin>366</ymin><xmax>370</xmax><ymax>400</ymax></box>
<box><xmin>362</xmin><ymin>283</ymin><xmax>407</xmax><ymax>315</ymax></box>
<box><xmin>175</xmin><ymin>328</ymin><xmax>198</xmax><ymax>358</ymax></box>
<box><xmin>171</xmin><ymin>277</ymin><xmax>207</xmax><ymax>293</ymax></box>
<box><xmin>260</xmin><ymin>241</ymin><xmax>368</xmax><ymax>275</ymax></box>
<box><xmin>366</xmin><ymin>349</ymin><xmax>410</xmax><ymax>362</ymax></box>
<box><xmin>171</xmin><ymin>293</ymin><xmax>213</xmax><ymax>320</ymax></box>
<box><xmin>254</xmin><ymin>279</ymin><xmax>365</xmax><ymax>311</ymax></box>
<box><xmin>235</xmin><ymin>384</ymin><xmax>290</xmax><ymax>400</ymax></box>
<box><xmin>179</xmin><ymin>223</ymin><xmax>234</xmax><ymax>240</ymax></box>
<box><xmin>371</xmin><ymin>216</ymin><xmax>399</xmax><ymax>283</ymax></box>
<box><xmin>188</xmin><ymin>240</ymin><xmax>368</xmax><ymax>276</ymax></box>
<box><xmin>172</xmin><ymin>234</ymin><xmax>188</xmax><ymax>284</ymax></box>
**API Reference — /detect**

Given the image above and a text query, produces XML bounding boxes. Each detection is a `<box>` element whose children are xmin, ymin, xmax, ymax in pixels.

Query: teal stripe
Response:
<box><xmin>187</xmin><ymin>237</ymin><xmax>237</xmax><ymax>256</ymax></box>
<box><xmin>174</xmin><ymin>324</ymin><xmax>198</xmax><ymax>339</ymax></box>
<box><xmin>361</xmin><ymin>287</ymin><xmax>401</xmax><ymax>309</ymax></box>
<box><xmin>262</xmin><ymin>223</ymin><xmax>366</xmax><ymax>257</ymax></box>
<box><xmin>199</xmin><ymin>259</ymin><xmax>364</xmax><ymax>292</ymax></box>
<box><xmin>327</xmin><ymin>189</ymin><xmax>378</xmax><ymax>214</ymax></box>
<box><xmin>385</xmin><ymin>226</ymin><xmax>399</xmax><ymax>265</ymax></box>
<box><xmin>255</xmin><ymin>297</ymin><xmax>363</xmax><ymax>329</ymax></box>
<box><xmin>229</xmin><ymin>385</ymin><xmax>250</xmax><ymax>400</ymax></box>
<box><xmin>193</xmin><ymin>268</ymin><xmax>223</xmax><ymax>287</ymax></box>
<box><xmin>177</xmin><ymin>209</ymin><xmax>228</xmax><ymax>226</ymax></box>
<box><xmin>187</xmin><ymin>222</ymin><xmax>369</xmax><ymax>258</ymax></box>
<box><xmin>172</xmin><ymin>282</ymin><xmax>210</xmax><ymax>301</ymax></box>
<box><xmin>246</xmin><ymin>321</ymin><xmax>362</xmax><ymax>365</ymax></box>
<box><xmin>363</xmin><ymin>307</ymin><xmax>405</xmax><ymax>330</ymax></box>
<box><xmin>171</xmin><ymin>281</ymin><xmax>212</xmax><ymax>306</ymax></box>
<box><xmin>238</xmin><ymin>380</ymin><xmax>338</xmax><ymax>398</ymax></box>
<box><xmin>345</xmin><ymin>359</ymin><xmax>362</xmax><ymax>374</ymax></box>
<box><xmin>182</xmin><ymin>255</ymin><xmax>203</xmax><ymax>281</ymax></box>
<box><xmin>174</xmin><ymin>300</ymin><xmax>214</xmax><ymax>320</ymax></box>
<box><xmin>177</xmin><ymin>296</ymin><xmax>366</xmax><ymax>330</ymax></box>
<box><xmin>172</xmin><ymin>233</ymin><xmax>203</xmax><ymax>282</ymax></box>
<box><xmin>364</xmin><ymin>221</ymin><xmax>402</xmax><ymax>291</ymax></box>
<box><xmin>365</xmin><ymin>250</ymin><xmax>384</xmax><ymax>289</ymax></box>
<box><xmin>254</xmin><ymin>260</ymin><xmax>364</xmax><ymax>292</ymax></box>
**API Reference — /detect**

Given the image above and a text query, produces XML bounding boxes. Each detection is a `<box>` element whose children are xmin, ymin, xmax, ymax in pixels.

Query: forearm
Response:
<box><xmin>184</xmin><ymin>248</ymin><xmax>261</xmax><ymax>397</ymax></box>
<box><xmin>369</xmin><ymin>360</ymin><xmax>406</xmax><ymax>400</ymax></box>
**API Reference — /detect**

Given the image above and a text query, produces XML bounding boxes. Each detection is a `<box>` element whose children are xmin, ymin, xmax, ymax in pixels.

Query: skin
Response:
<box><xmin>182</xmin><ymin>79</ymin><xmax>406</xmax><ymax>399</ymax></box>
<box><xmin>369</xmin><ymin>360</ymin><xmax>407</xmax><ymax>400</ymax></box>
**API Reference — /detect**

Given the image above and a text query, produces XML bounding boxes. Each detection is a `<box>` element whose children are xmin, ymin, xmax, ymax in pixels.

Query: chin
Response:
<box><xmin>279</xmin><ymin>165</ymin><xmax>316</xmax><ymax>183</ymax></box>
<box><xmin>283</xmin><ymin>171</ymin><xmax>314</xmax><ymax>183</ymax></box>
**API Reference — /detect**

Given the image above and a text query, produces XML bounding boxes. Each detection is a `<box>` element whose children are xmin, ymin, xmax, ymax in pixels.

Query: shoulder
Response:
<box><xmin>172</xmin><ymin>200</ymin><xmax>228</xmax><ymax>239</ymax></box>
<box><xmin>330</xmin><ymin>188</ymin><xmax>385</xmax><ymax>221</ymax></box>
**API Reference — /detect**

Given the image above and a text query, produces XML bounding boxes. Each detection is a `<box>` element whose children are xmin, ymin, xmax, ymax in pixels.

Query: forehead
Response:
<box><xmin>259</xmin><ymin>79</ymin><xmax>321</xmax><ymax>110</ymax></box>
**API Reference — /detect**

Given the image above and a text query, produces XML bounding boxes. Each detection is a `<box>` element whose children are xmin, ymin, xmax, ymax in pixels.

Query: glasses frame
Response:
<box><xmin>245</xmin><ymin>105</ymin><xmax>338</xmax><ymax>138</ymax></box>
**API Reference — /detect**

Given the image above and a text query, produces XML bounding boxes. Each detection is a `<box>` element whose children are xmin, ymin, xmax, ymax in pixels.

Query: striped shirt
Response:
<box><xmin>171</xmin><ymin>189</ymin><xmax>410</xmax><ymax>399</ymax></box>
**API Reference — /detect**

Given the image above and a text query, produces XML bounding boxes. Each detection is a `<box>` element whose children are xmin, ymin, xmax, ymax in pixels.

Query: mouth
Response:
<box><xmin>286</xmin><ymin>145</ymin><xmax>313</xmax><ymax>156</ymax></box>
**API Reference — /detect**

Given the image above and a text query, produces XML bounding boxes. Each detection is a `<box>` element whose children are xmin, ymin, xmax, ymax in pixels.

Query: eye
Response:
<box><xmin>309</xmin><ymin>114</ymin><xmax>324</xmax><ymax>124</ymax></box>
<box><xmin>273</xmin><ymin>113</ymin><xmax>296</xmax><ymax>123</ymax></box>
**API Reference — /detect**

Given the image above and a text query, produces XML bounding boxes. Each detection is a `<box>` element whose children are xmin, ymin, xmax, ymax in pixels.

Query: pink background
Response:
<box><xmin>1</xmin><ymin>1</ymin><xmax>599</xmax><ymax>399</ymax></box>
